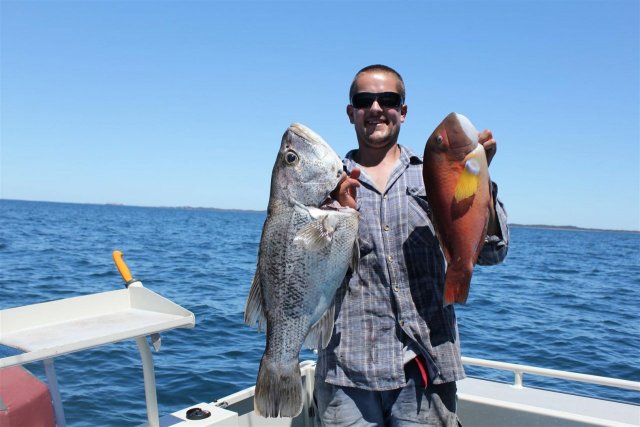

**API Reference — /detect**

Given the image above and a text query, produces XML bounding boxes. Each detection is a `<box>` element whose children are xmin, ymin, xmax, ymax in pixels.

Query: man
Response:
<box><xmin>314</xmin><ymin>64</ymin><xmax>509</xmax><ymax>426</ymax></box>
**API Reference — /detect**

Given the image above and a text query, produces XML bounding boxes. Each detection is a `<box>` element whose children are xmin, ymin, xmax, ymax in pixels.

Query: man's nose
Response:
<box><xmin>369</xmin><ymin>99</ymin><xmax>383</xmax><ymax>112</ymax></box>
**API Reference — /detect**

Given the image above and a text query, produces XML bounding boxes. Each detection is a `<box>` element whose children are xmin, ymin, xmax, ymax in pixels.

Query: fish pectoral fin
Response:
<box><xmin>293</xmin><ymin>215</ymin><xmax>338</xmax><ymax>251</ymax></box>
<box><xmin>244</xmin><ymin>272</ymin><xmax>267</xmax><ymax>333</ymax></box>
<box><xmin>304</xmin><ymin>305</ymin><xmax>335</xmax><ymax>350</ymax></box>
<box><xmin>454</xmin><ymin>159</ymin><xmax>481</xmax><ymax>202</ymax></box>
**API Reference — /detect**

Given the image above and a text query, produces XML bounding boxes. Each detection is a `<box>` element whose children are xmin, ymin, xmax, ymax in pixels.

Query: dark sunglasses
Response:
<box><xmin>351</xmin><ymin>92</ymin><xmax>403</xmax><ymax>109</ymax></box>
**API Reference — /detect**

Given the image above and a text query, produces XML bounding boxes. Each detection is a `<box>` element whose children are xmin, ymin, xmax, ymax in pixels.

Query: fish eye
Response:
<box><xmin>284</xmin><ymin>151</ymin><xmax>298</xmax><ymax>165</ymax></box>
<box><xmin>436</xmin><ymin>135</ymin><xmax>443</xmax><ymax>144</ymax></box>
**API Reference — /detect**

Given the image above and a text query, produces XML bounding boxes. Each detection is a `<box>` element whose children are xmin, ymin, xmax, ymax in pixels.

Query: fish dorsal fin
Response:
<box><xmin>454</xmin><ymin>159</ymin><xmax>481</xmax><ymax>202</ymax></box>
<box><xmin>244</xmin><ymin>271</ymin><xmax>267</xmax><ymax>333</ymax></box>
<box><xmin>304</xmin><ymin>304</ymin><xmax>335</xmax><ymax>350</ymax></box>
<box><xmin>293</xmin><ymin>214</ymin><xmax>339</xmax><ymax>251</ymax></box>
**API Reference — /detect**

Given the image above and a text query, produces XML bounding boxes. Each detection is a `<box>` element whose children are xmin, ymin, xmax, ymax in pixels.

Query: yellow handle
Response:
<box><xmin>112</xmin><ymin>250</ymin><xmax>133</xmax><ymax>283</ymax></box>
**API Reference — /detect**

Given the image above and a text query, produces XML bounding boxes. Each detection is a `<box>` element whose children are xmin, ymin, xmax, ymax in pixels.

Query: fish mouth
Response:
<box><xmin>320</xmin><ymin>184</ymin><xmax>341</xmax><ymax>210</ymax></box>
<box><xmin>320</xmin><ymin>197</ymin><xmax>344</xmax><ymax>210</ymax></box>
<box><xmin>320</xmin><ymin>170</ymin><xmax>351</xmax><ymax>211</ymax></box>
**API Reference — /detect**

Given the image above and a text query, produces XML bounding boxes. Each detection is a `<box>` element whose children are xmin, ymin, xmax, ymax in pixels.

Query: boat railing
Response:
<box><xmin>461</xmin><ymin>356</ymin><xmax>640</xmax><ymax>391</ymax></box>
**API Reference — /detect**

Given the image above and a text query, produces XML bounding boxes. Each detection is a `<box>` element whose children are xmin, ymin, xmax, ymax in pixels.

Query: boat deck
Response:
<box><xmin>150</xmin><ymin>360</ymin><xmax>640</xmax><ymax>427</ymax></box>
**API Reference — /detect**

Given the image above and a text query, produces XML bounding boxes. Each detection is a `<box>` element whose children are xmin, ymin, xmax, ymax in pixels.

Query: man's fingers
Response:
<box><xmin>331</xmin><ymin>168</ymin><xmax>360</xmax><ymax>209</ymax></box>
<box><xmin>347</xmin><ymin>168</ymin><xmax>361</xmax><ymax>201</ymax></box>
<box><xmin>479</xmin><ymin>129</ymin><xmax>493</xmax><ymax>143</ymax></box>
<box><xmin>479</xmin><ymin>130</ymin><xmax>497</xmax><ymax>166</ymax></box>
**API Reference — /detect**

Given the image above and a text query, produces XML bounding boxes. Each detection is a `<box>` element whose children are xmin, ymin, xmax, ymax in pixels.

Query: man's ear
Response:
<box><xmin>400</xmin><ymin>104</ymin><xmax>407</xmax><ymax>123</ymax></box>
<box><xmin>346</xmin><ymin>104</ymin><xmax>355</xmax><ymax>124</ymax></box>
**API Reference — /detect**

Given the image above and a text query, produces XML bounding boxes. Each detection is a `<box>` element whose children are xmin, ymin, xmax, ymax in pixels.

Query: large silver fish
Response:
<box><xmin>244</xmin><ymin>123</ymin><xmax>359</xmax><ymax>418</ymax></box>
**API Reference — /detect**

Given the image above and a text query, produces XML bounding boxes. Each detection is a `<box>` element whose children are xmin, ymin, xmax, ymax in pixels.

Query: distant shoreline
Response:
<box><xmin>509</xmin><ymin>223</ymin><xmax>639</xmax><ymax>234</ymax></box>
<box><xmin>0</xmin><ymin>198</ymin><xmax>266</xmax><ymax>215</ymax></box>
<box><xmin>2</xmin><ymin>198</ymin><xmax>638</xmax><ymax>233</ymax></box>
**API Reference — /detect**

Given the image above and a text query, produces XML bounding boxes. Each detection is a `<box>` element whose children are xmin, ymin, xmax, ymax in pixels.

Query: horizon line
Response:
<box><xmin>1</xmin><ymin>198</ymin><xmax>638</xmax><ymax>234</ymax></box>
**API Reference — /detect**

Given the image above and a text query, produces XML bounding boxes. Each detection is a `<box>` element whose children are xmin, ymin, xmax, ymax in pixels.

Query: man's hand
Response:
<box><xmin>331</xmin><ymin>168</ymin><xmax>361</xmax><ymax>209</ymax></box>
<box><xmin>479</xmin><ymin>129</ymin><xmax>496</xmax><ymax>166</ymax></box>
<box><xmin>478</xmin><ymin>129</ymin><xmax>501</xmax><ymax>237</ymax></box>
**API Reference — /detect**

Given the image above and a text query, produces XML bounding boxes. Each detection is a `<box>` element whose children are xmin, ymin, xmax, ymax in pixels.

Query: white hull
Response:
<box><xmin>154</xmin><ymin>359</ymin><xmax>640</xmax><ymax>427</ymax></box>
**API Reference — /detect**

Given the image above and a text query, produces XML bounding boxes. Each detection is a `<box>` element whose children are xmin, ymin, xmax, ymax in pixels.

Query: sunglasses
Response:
<box><xmin>351</xmin><ymin>92</ymin><xmax>403</xmax><ymax>109</ymax></box>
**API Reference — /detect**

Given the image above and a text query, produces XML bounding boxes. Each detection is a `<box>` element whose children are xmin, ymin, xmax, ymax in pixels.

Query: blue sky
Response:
<box><xmin>1</xmin><ymin>0</ymin><xmax>638</xmax><ymax>231</ymax></box>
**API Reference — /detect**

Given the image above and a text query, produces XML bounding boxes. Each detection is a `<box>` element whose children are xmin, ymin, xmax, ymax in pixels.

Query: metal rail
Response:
<box><xmin>461</xmin><ymin>356</ymin><xmax>640</xmax><ymax>391</ymax></box>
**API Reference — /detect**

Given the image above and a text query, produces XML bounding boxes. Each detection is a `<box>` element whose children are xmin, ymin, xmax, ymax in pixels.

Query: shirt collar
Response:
<box><xmin>344</xmin><ymin>144</ymin><xmax>422</xmax><ymax>173</ymax></box>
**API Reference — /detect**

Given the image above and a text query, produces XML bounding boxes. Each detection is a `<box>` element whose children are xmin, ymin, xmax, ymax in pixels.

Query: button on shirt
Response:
<box><xmin>316</xmin><ymin>145</ymin><xmax>509</xmax><ymax>390</ymax></box>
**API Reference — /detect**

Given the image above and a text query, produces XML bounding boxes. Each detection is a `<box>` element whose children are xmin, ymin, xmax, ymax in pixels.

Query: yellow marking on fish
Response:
<box><xmin>454</xmin><ymin>159</ymin><xmax>480</xmax><ymax>201</ymax></box>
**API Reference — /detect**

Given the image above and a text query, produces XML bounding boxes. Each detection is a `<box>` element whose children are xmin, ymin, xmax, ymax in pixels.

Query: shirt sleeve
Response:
<box><xmin>477</xmin><ymin>181</ymin><xmax>509</xmax><ymax>266</ymax></box>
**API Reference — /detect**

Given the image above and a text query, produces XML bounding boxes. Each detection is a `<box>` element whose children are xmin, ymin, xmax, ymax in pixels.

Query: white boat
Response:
<box><xmin>158</xmin><ymin>358</ymin><xmax>640</xmax><ymax>427</ymax></box>
<box><xmin>1</xmin><ymin>252</ymin><xmax>638</xmax><ymax>426</ymax></box>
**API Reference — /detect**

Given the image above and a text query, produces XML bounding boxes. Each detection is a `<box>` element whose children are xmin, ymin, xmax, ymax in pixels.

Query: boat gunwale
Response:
<box><xmin>461</xmin><ymin>356</ymin><xmax>640</xmax><ymax>392</ymax></box>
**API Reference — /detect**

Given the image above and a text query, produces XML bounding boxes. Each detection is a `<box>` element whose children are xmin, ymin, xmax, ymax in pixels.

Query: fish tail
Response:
<box><xmin>443</xmin><ymin>266</ymin><xmax>472</xmax><ymax>305</ymax></box>
<box><xmin>254</xmin><ymin>356</ymin><xmax>303</xmax><ymax>418</ymax></box>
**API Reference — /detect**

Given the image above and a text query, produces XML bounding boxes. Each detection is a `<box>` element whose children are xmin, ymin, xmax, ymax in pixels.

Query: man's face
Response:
<box><xmin>347</xmin><ymin>71</ymin><xmax>407</xmax><ymax>151</ymax></box>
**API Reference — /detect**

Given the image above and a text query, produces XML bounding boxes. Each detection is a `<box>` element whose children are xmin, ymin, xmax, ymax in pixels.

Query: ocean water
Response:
<box><xmin>0</xmin><ymin>199</ymin><xmax>638</xmax><ymax>426</ymax></box>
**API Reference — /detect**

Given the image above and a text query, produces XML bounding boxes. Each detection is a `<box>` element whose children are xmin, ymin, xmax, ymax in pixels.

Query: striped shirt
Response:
<box><xmin>316</xmin><ymin>145</ymin><xmax>509</xmax><ymax>390</ymax></box>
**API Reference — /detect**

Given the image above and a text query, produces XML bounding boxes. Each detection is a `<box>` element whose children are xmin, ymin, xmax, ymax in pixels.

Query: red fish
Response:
<box><xmin>423</xmin><ymin>112</ymin><xmax>491</xmax><ymax>305</ymax></box>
